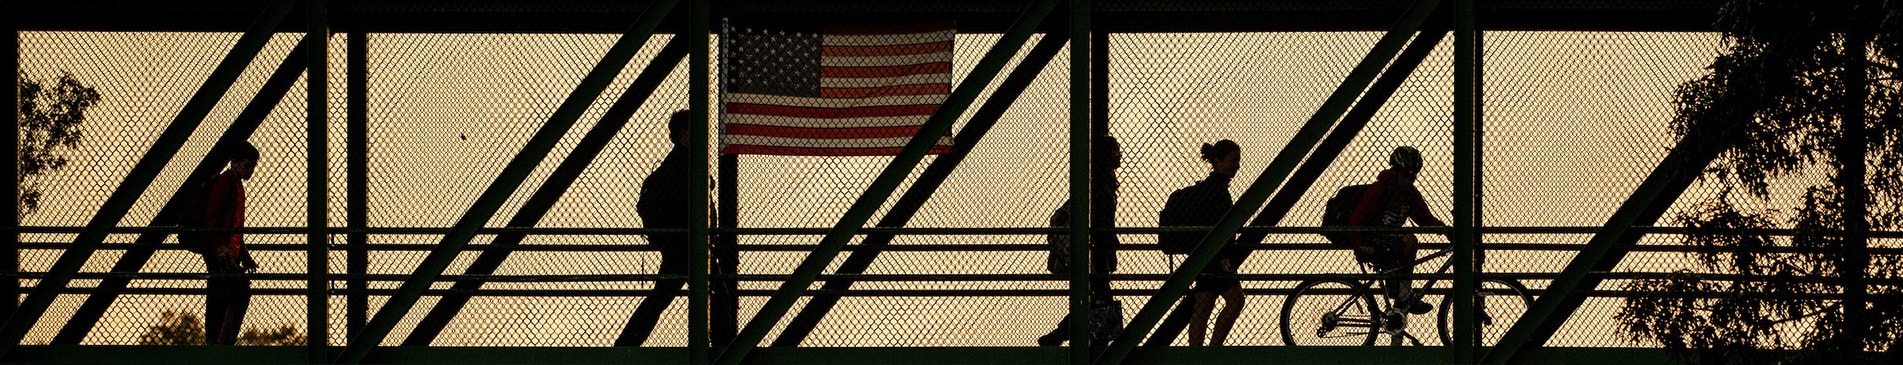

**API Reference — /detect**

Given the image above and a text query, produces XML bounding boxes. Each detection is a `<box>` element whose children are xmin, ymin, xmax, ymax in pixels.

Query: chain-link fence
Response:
<box><xmin>8</xmin><ymin>0</ymin><xmax>1895</xmax><ymax>354</ymax></box>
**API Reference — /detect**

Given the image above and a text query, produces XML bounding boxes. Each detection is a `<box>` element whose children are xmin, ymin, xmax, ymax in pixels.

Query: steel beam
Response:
<box><xmin>402</xmin><ymin>36</ymin><xmax>687</xmax><ymax>347</ymax></box>
<box><xmin>686</xmin><ymin>0</ymin><xmax>711</xmax><ymax>362</ymax></box>
<box><xmin>1097</xmin><ymin>0</ymin><xmax>1442</xmax><ymax>361</ymax></box>
<box><xmin>1452</xmin><ymin>0</ymin><xmax>1479</xmax><ymax>360</ymax></box>
<box><xmin>1067</xmin><ymin>0</ymin><xmax>1093</xmax><ymax>362</ymax></box>
<box><xmin>11</xmin><ymin>0</ymin><xmax>1730</xmax><ymax>34</ymax></box>
<box><xmin>714</xmin><ymin>155</ymin><xmax>738</xmax><ymax>348</ymax></box>
<box><xmin>0</xmin><ymin>0</ymin><xmax>297</xmax><ymax>355</ymax></box>
<box><xmin>1480</xmin><ymin>129</ymin><xmax>1733</xmax><ymax>364</ymax></box>
<box><xmin>305</xmin><ymin>0</ymin><xmax>331</xmax><ymax>360</ymax></box>
<box><xmin>1142</xmin><ymin>13</ymin><xmax>1452</xmax><ymax>349</ymax></box>
<box><xmin>3</xmin><ymin>11</ymin><xmax>19</xmax><ymax>320</ymax></box>
<box><xmin>713</xmin><ymin>0</ymin><xmax>1062</xmax><ymax>362</ymax></box>
<box><xmin>1838</xmin><ymin>25</ymin><xmax>1870</xmax><ymax>356</ymax></box>
<box><xmin>767</xmin><ymin>31</ymin><xmax>1070</xmax><ymax>347</ymax></box>
<box><xmin>345</xmin><ymin>30</ymin><xmax>368</xmax><ymax>338</ymax></box>
<box><xmin>1473</xmin><ymin>20</ymin><xmax>1487</xmax><ymax>297</ymax></box>
<box><xmin>333</xmin><ymin>0</ymin><xmax>679</xmax><ymax>362</ymax></box>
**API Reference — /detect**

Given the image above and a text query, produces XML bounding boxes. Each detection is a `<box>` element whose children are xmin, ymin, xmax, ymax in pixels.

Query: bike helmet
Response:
<box><xmin>1389</xmin><ymin>146</ymin><xmax>1422</xmax><ymax>173</ymax></box>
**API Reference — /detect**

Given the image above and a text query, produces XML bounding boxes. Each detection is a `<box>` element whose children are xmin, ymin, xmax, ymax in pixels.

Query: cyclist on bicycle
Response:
<box><xmin>1343</xmin><ymin>146</ymin><xmax>1446</xmax><ymax>315</ymax></box>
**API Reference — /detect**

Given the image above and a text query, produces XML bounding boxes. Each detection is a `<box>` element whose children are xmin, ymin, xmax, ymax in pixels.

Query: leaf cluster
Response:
<box><xmin>137</xmin><ymin>309</ymin><xmax>307</xmax><ymax>346</ymax></box>
<box><xmin>1618</xmin><ymin>1</ymin><xmax>1903</xmax><ymax>363</ymax></box>
<box><xmin>16</xmin><ymin>71</ymin><xmax>101</xmax><ymax>217</ymax></box>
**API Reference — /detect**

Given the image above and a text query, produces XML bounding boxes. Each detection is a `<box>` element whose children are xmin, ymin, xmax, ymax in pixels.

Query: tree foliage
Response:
<box><xmin>1614</xmin><ymin>0</ymin><xmax>1903</xmax><ymax>363</ymax></box>
<box><xmin>137</xmin><ymin>309</ymin><xmax>307</xmax><ymax>346</ymax></box>
<box><xmin>16</xmin><ymin>71</ymin><xmax>101</xmax><ymax>218</ymax></box>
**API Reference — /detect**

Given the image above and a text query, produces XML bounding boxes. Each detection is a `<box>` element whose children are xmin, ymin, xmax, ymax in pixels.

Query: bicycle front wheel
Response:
<box><xmin>1281</xmin><ymin>279</ymin><xmax>1380</xmax><ymax>346</ymax></box>
<box><xmin>1435</xmin><ymin>278</ymin><xmax>1534</xmax><ymax>346</ymax></box>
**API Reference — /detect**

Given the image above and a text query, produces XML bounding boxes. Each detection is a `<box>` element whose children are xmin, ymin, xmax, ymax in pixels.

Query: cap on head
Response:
<box><xmin>1388</xmin><ymin>146</ymin><xmax>1422</xmax><ymax>173</ymax></box>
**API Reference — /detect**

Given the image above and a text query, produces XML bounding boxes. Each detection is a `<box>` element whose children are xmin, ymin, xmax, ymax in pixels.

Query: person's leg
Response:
<box><xmin>1188</xmin><ymin>290</ymin><xmax>1216</xmax><ymax>347</ymax></box>
<box><xmin>1399</xmin><ymin>234</ymin><xmax>1420</xmax><ymax>282</ymax></box>
<box><xmin>220</xmin><ymin>277</ymin><xmax>252</xmax><ymax>345</ymax></box>
<box><xmin>616</xmin><ymin>249</ymin><xmax>687</xmax><ymax>347</ymax></box>
<box><xmin>1371</xmin><ymin>236</ymin><xmax>1413</xmax><ymax>303</ymax></box>
<box><xmin>711</xmin><ymin>244</ymin><xmax>740</xmax><ymax>347</ymax></box>
<box><xmin>203</xmin><ymin>257</ymin><xmax>230</xmax><ymax>345</ymax></box>
<box><xmin>1394</xmin><ymin>235</ymin><xmax>1430</xmax><ymax>313</ymax></box>
<box><xmin>1211</xmin><ymin>285</ymin><xmax>1246</xmax><ymax>346</ymax></box>
<box><xmin>1090</xmin><ymin>270</ymin><xmax>1114</xmax><ymax>304</ymax></box>
<box><xmin>1037</xmin><ymin>315</ymin><xmax>1071</xmax><ymax>346</ymax></box>
<box><xmin>204</xmin><ymin>277</ymin><xmax>227</xmax><ymax>344</ymax></box>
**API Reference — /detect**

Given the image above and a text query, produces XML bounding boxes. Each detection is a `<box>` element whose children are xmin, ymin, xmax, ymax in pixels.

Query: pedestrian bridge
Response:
<box><xmin>4</xmin><ymin>0</ymin><xmax>1892</xmax><ymax>364</ymax></box>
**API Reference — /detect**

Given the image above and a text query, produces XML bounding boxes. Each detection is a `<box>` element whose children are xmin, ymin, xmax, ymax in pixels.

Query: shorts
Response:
<box><xmin>1192</xmin><ymin>259</ymin><xmax>1239</xmax><ymax>293</ymax></box>
<box><xmin>1353</xmin><ymin>234</ymin><xmax>1411</xmax><ymax>270</ymax></box>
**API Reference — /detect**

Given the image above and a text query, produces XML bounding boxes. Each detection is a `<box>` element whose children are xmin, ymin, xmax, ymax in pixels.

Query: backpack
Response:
<box><xmin>1046</xmin><ymin>204</ymin><xmax>1072</xmax><ymax>274</ymax></box>
<box><xmin>1156</xmin><ymin>185</ymin><xmax>1214</xmax><ymax>255</ymax></box>
<box><xmin>1320</xmin><ymin>184</ymin><xmax>1372</xmax><ymax>246</ymax></box>
<box><xmin>170</xmin><ymin>179</ymin><xmax>216</xmax><ymax>255</ymax></box>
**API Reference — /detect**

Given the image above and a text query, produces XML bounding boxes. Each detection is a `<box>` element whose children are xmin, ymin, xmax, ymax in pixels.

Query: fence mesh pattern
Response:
<box><xmin>10</xmin><ymin>9</ymin><xmax>1893</xmax><ymax>351</ymax></box>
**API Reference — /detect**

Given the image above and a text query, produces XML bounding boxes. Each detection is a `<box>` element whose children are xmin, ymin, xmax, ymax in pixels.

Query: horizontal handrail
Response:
<box><xmin>5</xmin><ymin>285</ymin><xmax>1868</xmax><ymax>300</ymax></box>
<box><xmin>10</xmin><ymin>271</ymin><xmax>1897</xmax><ymax>286</ymax></box>
<box><xmin>18</xmin><ymin>241</ymin><xmax>1903</xmax><ymax>255</ymax></box>
<box><xmin>14</xmin><ymin>225</ymin><xmax>1903</xmax><ymax>237</ymax></box>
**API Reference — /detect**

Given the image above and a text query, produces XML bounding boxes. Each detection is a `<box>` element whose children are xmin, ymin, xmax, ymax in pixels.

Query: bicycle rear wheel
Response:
<box><xmin>1435</xmin><ymin>279</ymin><xmax>1534</xmax><ymax>346</ymax></box>
<box><xmin>1281</xmin><ymin>279</ymin><xmax>1380</xmax><ymax>346</ymax></box>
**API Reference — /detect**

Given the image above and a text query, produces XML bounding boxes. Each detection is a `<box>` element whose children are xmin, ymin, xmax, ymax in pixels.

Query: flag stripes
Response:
<box><xmin>723</xmin><ymin>21</ymin><xmax>956</xmax><ymax>156</ymax></box>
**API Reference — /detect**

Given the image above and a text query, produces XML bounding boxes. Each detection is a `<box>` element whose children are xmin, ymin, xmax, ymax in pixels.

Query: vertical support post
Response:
<box><xmin>1481</xmin><ymin>130</ymin><xmax>1732</xmax><ymax>364</ymax></box>
<box><xmin>715</xmin><ymin>155</ymin><xmax>738</xmax><ymax>349</ymax></box>
<box><xmin>1472</xmin><ymin>23</ymin><xmax>1487</xmax><ymax>301</ymax></box>
<box><xmin>306</xmin><ymin>0</ymin><xmax>332</xmax><ymax>360</ymax></box>
<box><xmin>1088</xmin><ymin>20</ymin><xmax>1111</xmax><ymax>361</ymax></box>
<box><xmin>1838</xmin><ymin>25</ymin><xmax>1870</xmax><ymax>356</ymax></box>
<box><xmin>51</xmin><ymin>37</ymin><xmax>317</xmax><ymax>345</ymax></box>
<box><xmin>1090</xmin><ymin>32</ymin><xmax>1108</xmax><ymax>136</ymax></box>
<box><xmin>345</xmin><ymin>31</ymin><xmax>369</xmax><ymax>339</ymax></box>
<box><xmin>1066</xmin><ymin>0</ymin><xmax>1093</xmax><ymax>363</ymax></box>
<box><xmin>1452</xmin><ymin>0</ymin><xmax>1479</xmax><ymax>361</ymax></box>
<box><xmin>409</xmin><ymin>37</ymin><xmax>687</xmax><ymax>347</ymax></box>
<box><xmin>1100</xmin><ymin>1</ymin><xmax>1442</xmax><ymax>360</ymax></box>
<box><xmin>335</xmin><ymin>1</ymin><xmax>678</xmax><ymax>362</ymax></box>
<box><xmin>688</xmin><ymin>0</ymin><xmax>713</xmax><ymax>362</ymax></box>
<box><xmin>0</xmin><ymin>0</ymin><xmax>297</xmax><ymax>355</ymax></box>
<box><xmin>767</xmin><ymin>32</ymin><xmax>1070</xmax><ymax>346</ymax></box>
<box><xmin>3</xmin><ymin>12</ymin><xmax>18</xmax><ymax>319</ymax></box>
<box><xmin>715</xmin><ymin>1</ymin><xmax>1061</xmax><ymax>362</ymax></box>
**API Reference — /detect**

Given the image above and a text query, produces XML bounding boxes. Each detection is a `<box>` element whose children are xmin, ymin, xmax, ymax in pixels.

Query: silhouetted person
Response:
<box><xmin>1344</xmin><ymin>146</ymin><xmax>1446</xmax><ymax>314</ymax></box>
<box><xmin>1175</xmin><ymin>140</ymin><xmax>1245</xmax><ymax>347</ymax></box>
<box><xmin>619</xmin><ymin>111</ymin><xmax>719</xmax><ymax>346</ymax></box>
<box><xmin>1037</xmin><ymin>135</ymin><xmax>1122</xmax><ymax>347</ymax></box>
<box><xmin>203</xmin><ymin>141</ymin><xmax>260</xmax><ymax>345</ymax></box>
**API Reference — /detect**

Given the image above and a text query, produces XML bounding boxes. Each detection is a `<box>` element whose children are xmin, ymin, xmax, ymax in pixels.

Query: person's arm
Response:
<box><xmin>1401</xmin><ymin>187</ymin><xmax>1446</xmax><ymax>227</ymax></box>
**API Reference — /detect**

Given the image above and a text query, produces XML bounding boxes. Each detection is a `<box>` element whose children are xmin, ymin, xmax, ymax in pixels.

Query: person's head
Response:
<box><xmin>667</xmin><ymin>110</ymin><xmax>694</xmax><ymax>146</ymax></box>
<box><xmin>1388</xmin><ymin>145</ymin><xmax>1423</xmax><ymax>184</ymax></box>
<box><xmin>1096</xmin><ymin>135</ymin><xmax>1123</xmax><ymax>171</ymax></box>
<box><xmin>1200</xmin><ymin>139</ymin><xmax>1241</xmax><ymax>176</ymax></box>
<box><xmin>226</xmin><ymin>141</ymin><xmax>260</xmax><ymax>180</ymax></box>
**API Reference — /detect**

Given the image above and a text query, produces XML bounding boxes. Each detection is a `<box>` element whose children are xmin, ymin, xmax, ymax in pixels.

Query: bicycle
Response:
<box><xmin>1279</xmin><ymin>245</ymin><xmax>1533</xmax><ymax>346</ymax></box>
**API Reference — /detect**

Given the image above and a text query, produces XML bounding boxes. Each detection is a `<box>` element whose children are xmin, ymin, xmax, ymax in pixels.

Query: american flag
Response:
<box><xmin>721</xmin><ymin>21</ymin><xmax>957</xmax><ymax>156</ymax></box>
